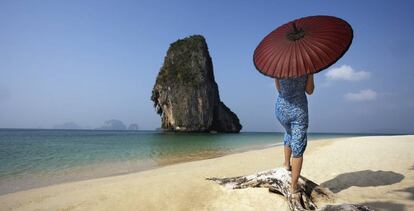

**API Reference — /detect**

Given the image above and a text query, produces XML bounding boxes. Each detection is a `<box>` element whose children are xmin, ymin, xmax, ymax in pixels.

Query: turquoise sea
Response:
<box><xmin>0</xmin><ymin>129</ymin><xmax>395</xmax><ymax>195</ymax></box>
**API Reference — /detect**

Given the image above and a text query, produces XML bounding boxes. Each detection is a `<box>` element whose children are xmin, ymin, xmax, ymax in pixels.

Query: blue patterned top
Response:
<box><xmin>277</xmin><ymin>75</ymin><xmax>308</xmax><ymax>101</ymax></box>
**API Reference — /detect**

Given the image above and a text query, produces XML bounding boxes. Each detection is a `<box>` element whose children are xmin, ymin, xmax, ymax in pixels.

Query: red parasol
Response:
<box><xmin>253</xmin><ymin>15</ymin><xmax>353</xmax><ymax>78</ymax></box>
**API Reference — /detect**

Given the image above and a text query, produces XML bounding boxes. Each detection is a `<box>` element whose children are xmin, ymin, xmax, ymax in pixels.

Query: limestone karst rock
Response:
<box><xmin>151</xmin><ymin>35</ymin><xmax>242</xmax><ymax>132</ymax></box>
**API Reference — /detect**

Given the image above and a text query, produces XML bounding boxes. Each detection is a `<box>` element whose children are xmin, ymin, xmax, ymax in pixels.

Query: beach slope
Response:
<box><xmin>1</xmin><ymin>135</ymin><xmax>413</xmax><ymax>211</ymax></box>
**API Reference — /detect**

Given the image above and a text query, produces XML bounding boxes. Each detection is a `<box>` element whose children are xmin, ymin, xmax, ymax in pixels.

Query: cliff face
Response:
<box><xmin>151</xmin><ymin>35</ymin><xmax>242</xmax><ymax>132</ymax></box>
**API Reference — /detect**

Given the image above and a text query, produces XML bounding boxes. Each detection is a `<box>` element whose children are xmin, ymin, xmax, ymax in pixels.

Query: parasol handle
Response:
<box><xmin>292</xmin><ymin>22</ymin><xmax>299</xmax><ymax>33</ymax></box>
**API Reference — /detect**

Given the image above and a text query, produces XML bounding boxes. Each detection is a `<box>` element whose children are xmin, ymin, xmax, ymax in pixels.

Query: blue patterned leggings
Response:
<box><xmin>275</xmin><ymin>96</ymin><xmax>309</xmax><ymax>158</ymax></box>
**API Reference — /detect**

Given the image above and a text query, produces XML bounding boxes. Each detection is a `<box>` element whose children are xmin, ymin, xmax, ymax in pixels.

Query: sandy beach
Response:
<box><xmin>0</xmin><ymin>135</ymin><xmax>413</xmax><ymax>211</ymax></box>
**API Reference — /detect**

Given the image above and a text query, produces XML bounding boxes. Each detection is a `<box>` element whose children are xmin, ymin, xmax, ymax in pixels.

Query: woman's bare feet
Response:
<box><xmin>289</xmin><ymin>187</ymin><xmax>302</xmax><ymax>201</ymax></box>
<box><xmin>283</xmin><ymin>163</ymin><xmax>292</xmax><ymax>171</ymax></box>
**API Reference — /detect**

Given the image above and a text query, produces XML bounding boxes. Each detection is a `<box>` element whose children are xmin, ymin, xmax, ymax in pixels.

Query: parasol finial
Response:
<box><xmin>287</xmin><ymin>21</ymin><xmax>305</xmax><ymax>41</ymax></box>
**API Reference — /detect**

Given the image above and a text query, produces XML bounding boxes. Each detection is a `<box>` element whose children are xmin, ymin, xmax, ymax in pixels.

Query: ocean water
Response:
<box><xmin>0</xmin><ymin>129</ymin><xmax>386</xmax><ymax>195</ymax></box>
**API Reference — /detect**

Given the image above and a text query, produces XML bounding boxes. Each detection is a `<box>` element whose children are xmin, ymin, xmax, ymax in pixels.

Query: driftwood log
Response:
<box><xmin>206</xmin><ymin>168</ymin><xmax>374</xmax><ymax>211</ymax></box>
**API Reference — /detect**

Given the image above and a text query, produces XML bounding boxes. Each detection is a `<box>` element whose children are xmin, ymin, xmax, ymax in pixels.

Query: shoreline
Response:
<box><xmin>0</xmin><ymin>140</ymin><xmax>284</xmax><ymax>196</ymax></box>
<box><xmin>0</xmin><ymin>135</ymin><xmax>359</xmax><ymax>196</ymax></box>
<box><xmin>1</xmin><ymin>135</ymin><xmax>413</xmax><ymax>210</ymax></box>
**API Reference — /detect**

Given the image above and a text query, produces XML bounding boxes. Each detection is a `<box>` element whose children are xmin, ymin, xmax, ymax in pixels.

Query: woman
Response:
<box><xmin>275</xmin><ymin>74</ymin><xmax>314</xmax><ymax>195</ymax></box>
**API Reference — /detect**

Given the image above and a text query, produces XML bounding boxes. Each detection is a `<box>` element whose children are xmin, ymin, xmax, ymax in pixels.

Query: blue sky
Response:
<box><xmin>0</xmin><ymin>0</ymin><xmax>413</xmax><ymax>133</ymax></box>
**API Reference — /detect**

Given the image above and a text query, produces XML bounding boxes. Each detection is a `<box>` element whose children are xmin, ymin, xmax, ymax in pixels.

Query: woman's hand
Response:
<box><xmin>275</xmin><ymin>79</ymin><xmax>281</xmax><ymax>92</ymax></box>
<box><xmin>305</xmin><ymin>74</ymin><xmax>314</xmax><ymax>95</ymax></box>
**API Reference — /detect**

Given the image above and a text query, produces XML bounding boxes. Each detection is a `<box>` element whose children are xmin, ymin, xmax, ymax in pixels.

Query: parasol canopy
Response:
<box><xmin>253</xmin><ymin>15</ymin><xmax>353</xmax><ymax>78</ymax></box>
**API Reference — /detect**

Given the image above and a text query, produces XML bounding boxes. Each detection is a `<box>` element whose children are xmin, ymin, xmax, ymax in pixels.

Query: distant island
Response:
<box><xmin>53</xmin><ymin>120</ymin><xmax>139</xmax><ymax>131</ymax></box>
<box><xmin>128</xmin><ymin>123</ymin><xmax>139</xmax><ymax>130</ymax></box>
<box><xmin>53</xmin><ymin>122</ymin><xmax>82</xmax><ymax>130</ymax></box>
<box><xmin>95</xmin><ymin>119</ymin><xmax>139</xmax><ymax>131</ymax></box>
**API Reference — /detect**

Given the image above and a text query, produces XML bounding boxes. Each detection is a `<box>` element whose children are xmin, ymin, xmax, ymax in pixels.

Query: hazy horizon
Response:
<box><xmin>1</xmin><ymin>1</ymin><xmax>414</xmax><ymax>133</ymax></box>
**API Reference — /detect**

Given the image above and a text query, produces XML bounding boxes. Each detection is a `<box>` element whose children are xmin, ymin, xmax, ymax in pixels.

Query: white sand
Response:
<box><xmin>0</xmin><ymin>135</ymin><xmax>413</xmax><ymax>211</ymax></box>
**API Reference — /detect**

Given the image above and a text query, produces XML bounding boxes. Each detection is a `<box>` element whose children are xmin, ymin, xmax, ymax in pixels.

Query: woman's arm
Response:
<box><xmin>275</xmin><ymin>79</ymin><xmax>281</xmax><ymax>92</ymax></box>
<box><xmin>305</xmin><ymin>74</ymin><xmax>315</xmax><ymax>95</ymax></box>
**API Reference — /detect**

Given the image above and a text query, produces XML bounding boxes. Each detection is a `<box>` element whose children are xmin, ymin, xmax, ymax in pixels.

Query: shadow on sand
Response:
<box><xmin>354</xmin><ymin>185</ymin><xmax>414</xmax><ymax>211</ymax></box>
<box><xmin>320</xmin><ymin>170</ymin><xmax>404</xmax><ymax>193</ymax></box>
<box><xmin>397</xmin><ymin>186</ymin><xmax>414</xmax><ymax>200</ymax></box>
<box><xmin>321</xmin><ymin>166</ymin><xmax>413</xmax><ymax>211</ymax></box>
<box><xmin>362</xmin><ymin>201</ymin><xmax>405</xmax><ymax>211</ymax></box>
